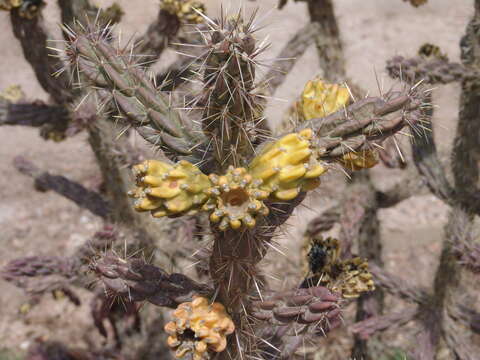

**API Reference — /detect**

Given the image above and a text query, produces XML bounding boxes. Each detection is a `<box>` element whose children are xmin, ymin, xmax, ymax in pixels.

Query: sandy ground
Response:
<box><xmin>0</xmin><ymin>0</ymin><xmax>476</xmax><ymax>357</ymax></box>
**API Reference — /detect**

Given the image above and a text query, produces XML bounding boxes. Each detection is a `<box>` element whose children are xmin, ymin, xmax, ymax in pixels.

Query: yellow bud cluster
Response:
<box><xmin>165</xmin><ymin>297</ymin><xmax>235</xmax><ymax>360</ymax></box>
<box><xmin>334</xmin><ymin>257</ymin><xmax>375</xmax><ymax>299</ymax></box>
<box><xmin>160</xmin><ymin>0</ymin><xmax>205</xmax><ymax>24</ymax></box>
<box><xmin>339</xmin><ymin>149</ymin><xmax>378</xmax><ymax>171</ymax></box>
<box><xmin>0</xmin><ymin>0</ymin><xmax>44</xmax><ymax>19</ymax></box>
<box><xmin>299</xmin><ymin>78</ymin><xmax>351</xmax><ymax>121</ymax></box>
<box><xmin>249</xmin><ymin>128</ymin><xmax>327</xmax><ymax>201</ymax></box>
<box><xmin>203</xmin><ymin>167</ymin><xmax>270</xmax><ymax>231</ymax></box>
<box><xmin>129</xmin><ymin>160</ymin><xmax>211</xmax><ymax>217</ymax></box>
<box><xmin>0</xmin><ymin>84</ymin><xmax>24</xmax><ymax>103</ymax></box>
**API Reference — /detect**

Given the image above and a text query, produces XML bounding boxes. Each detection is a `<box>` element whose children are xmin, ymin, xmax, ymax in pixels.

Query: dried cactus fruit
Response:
<box><xmin>0</xmin><ymin>84</ymin><xmax>25</xmax><ymax>103</ymax></box>
<box><xmin>0</xmin><ymin>0</ymin><xmax>44</xmax><ymax>18</ymax></box>
<box><xmin>203</xmin><ymin>167</ymin><xmax>269</xmax><ymax>231</ymax></box>
<box><xmin>302</xmin><ymin>235</ymin><xmax>374</xmax><ymax>299</ymax></box>
<box><xmin>249</xmin><ymin>128</ymin><xmax>327</xmax><ymax>201</ymax></box>
<box><xmin>302</xmin><ymin>236</ymin><xmax>341</xmax><ymax>275</ymax></box>
<box><xmin>299</xmin><ymin>78</ymin><xmax>351</xmax><ymax>121</ymax></box>
<box><xmin>160</xmin><ymin>0</ymin><xmax>205</xmax><ymax>24</ymax></box>
<box><xmin>129</xmin><ymin>160</ymin><xmax>211</xmax><ymax>217</ymax></box>
<box><xmin>165</xmin><ymin>296</ymin><xmax>235</xmax><ymax>360</ymax></box>
<box><xmin>338</xmin><ymin>149</ymin><xmax>378</xmax><ymax>171</ymax></box>
<box><xmin>334</xmin><ymin>257</ymin><xmax>375</xmax><ymax>298</ymax></box>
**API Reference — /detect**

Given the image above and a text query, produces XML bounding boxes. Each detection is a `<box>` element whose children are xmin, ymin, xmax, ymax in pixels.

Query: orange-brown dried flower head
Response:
<box><xmin>165</xmin><ymin>297</ymin><xmax>235</xmax><ymax>360</ymax></box>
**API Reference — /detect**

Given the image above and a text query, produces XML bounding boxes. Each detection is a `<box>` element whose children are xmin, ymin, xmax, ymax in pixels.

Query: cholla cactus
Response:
<box><xmin>165</xmin><ymin>296</ymin><xmax>235</xmax><ymax>359</ymax></box>
<box><xmin>1</xmin><ymin>2</ymin><xmax>425</xmax><ymax>358</ymax></box>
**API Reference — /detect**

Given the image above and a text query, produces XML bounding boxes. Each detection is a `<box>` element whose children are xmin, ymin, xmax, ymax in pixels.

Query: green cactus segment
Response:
<box><xmin>66</xmin><ymin>23</ymin><xmax>204</xmax><ymax>158</ymax></box>
<box><xmin>129</xmin><ymin>160</ymin><xmax>211</xmax><ymax>217</ymax></box>
<box><xmin>201</xmin><ymin>13</ymin><xmax>265</xmax><ymax>170</ymax></box>
<box><xmin>249</xmin><ymin>128</ymin><xmax>327</xmax><ymax>201</ymax></box>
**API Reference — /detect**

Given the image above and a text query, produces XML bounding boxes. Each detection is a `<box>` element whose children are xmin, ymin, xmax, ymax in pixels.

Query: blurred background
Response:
<box><xmin>0</xmin><ymin>0</ymin><xmax>475</xmax><ymax>357</ymax></box>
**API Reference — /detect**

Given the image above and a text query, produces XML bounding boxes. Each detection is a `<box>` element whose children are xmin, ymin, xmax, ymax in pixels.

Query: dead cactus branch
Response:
<box><xmin>93</xmin><ymin>254</ymin><xmax>212</xmax><ymax>308</ymax></box>
<box><xmin>350</xmin><ymin>307</ymin><xmax>418</xmax><ymax>340</ymax></box>
<box><xmin>10</xmin><ymin>7</ymin><xmax>74</xmax><ymax>104</ymax></box>
<box><xmin>13</xmin><ymin>156</ymin><xmax>110</xmax><ymax>219</ymax></box>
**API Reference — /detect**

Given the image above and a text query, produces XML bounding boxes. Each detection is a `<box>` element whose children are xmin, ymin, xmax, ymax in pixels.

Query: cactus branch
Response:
<box><xmin>306</xmin><ymin>0</ymin><xmax>346</xmax><ymax>82</ymax></box>
<box><xmin>0</xmin><ymin>100</ymin><xmax>69</xmax><ymax>128</ymax></box>
<box><xmin>10</xmin><ymin>9</ymin><xmax>73</xmax><ymax>104</ymax></box>
<box><xmin>350</xmin><ymin>307</ymin><xmax>418</xmax><ymax>340</ymax></box>
<box><xmin>93</xmin><ymin>253</ymin><xmax>212</xmax><ymax>308</ymax></box>
<box><xmin>66</xmin><ymin>23</ymin><xmax>205</xmax><ymax>162</ymax></box>
<box><xmin>387</xmin><ymin>55</ymin><xmax>480</xmax><ymax>85</ymax></box>
<box><xmin>13</xmin><ymin>156</ymin><xmax>110</xmax><ymax>219</ymax></box>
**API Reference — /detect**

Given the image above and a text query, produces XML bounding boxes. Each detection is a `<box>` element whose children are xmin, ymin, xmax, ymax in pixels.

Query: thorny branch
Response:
<box><xmin>13</xmin><ymin>156</ymin><xmax>110</xmax><ymax>219</ymax></box>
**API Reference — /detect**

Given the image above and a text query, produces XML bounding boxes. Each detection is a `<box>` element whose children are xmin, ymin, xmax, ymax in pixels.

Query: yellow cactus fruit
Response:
<box><xmin>165</xmin><ymin>296</ymin><xmax>235</xmax><ymax>360</ymax></box>
<box><xmin>160</xmin><ymin>0</ymin><xmax>205</xmax><ymax>24</ymax></box>
<box><xmin>339</xmin><ymin>149</ymin><xmax>378</xmax><ymax>171</ymax></box>
<box><xmin>203</xmin><ymin>167</ymin><xmax>270</xmax><ymax>231</ymax></box>
<box><xmin>0</xmin><ymin>0</ymin><xmax>21</xmax><ymax>11</ymax></box>
<box><xmin>0</xmin><ymin>0</ymin><xmax>44</xmax><ymax>18</ymax></box>
<box><xmin>299</xmin><ymin>78</ymin><xmax>351</xmax><ymax>121</ymax></box>
<box><xmin>333</xmin><ymin>257</ymin><xmax>375</xmax><ymax>299</ymax></box>
<box><xmin>249</xmin><ymin>129</ymin><xmax>327</xmax><ymax>201</ymax></box>
<box><xmin>129</xmin><ymin>160</ymin><xmax>211</xmax><ymax>217</ymax></box>
<box><xmin>0</xmin><ymin>84</ymin><xmax>24</xmax><ymax>103</ymax></box>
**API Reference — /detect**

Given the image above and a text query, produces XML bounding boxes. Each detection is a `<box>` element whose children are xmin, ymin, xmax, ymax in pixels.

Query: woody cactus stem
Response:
<box><xmin>10</xmin><ymin>6</ymin><xmax>73</xmax><ymax>104</ymax></box>
<box><xmin>306</xmin><ymin>0</ymin><xmax>346</xmax><ymax>82</ymax></box>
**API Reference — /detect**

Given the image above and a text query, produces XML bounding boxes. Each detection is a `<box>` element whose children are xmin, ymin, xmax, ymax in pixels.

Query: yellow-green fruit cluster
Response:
<box><xmin>160</xmin><ymin>0</ymin><xmax>205</xmax><ymax>24</ymax></box>
<box><xmin>339</xmin><ymin>149</ymin><xmax>378</xmax><ymax>171</ymax></box>
<box><xmin>203</xmin><ymin>167</ymin><xmax>270</xmax><ymax>231</ymax></box>
<box><xmin>334</xmin><ymin>257</ymin><xmax>375</xmax><ymax>299</ymax></box>
<box><xmin>129</xmin><ymin>160</ymin><xmax>210</xmax><ymax>217</ymax></box>
<box><xmin>299</xmin><ymin>78</ymin><xmax>351</xmax><ymax>120</ymax></box>
<box><xmin>249</xmin><ymin>128</ymin><xmax>327</xmax><ymax>201</ymax></box>
<box><xmin>0</xmin><ymin>0</ymin><xmax>44</xmax><ymax>19</ymax></box>
<box><xmin>165</xmin><ymin>297</ymin><xmax>235</xmax><ymax>360</ymax></box>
